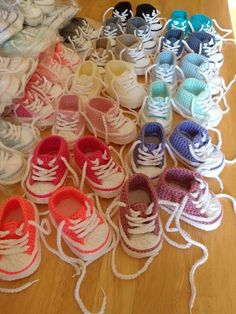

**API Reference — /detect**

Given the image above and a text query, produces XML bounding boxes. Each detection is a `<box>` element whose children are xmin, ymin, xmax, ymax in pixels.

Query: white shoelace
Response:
<box><xmin>90</xmin><ymin>50</ymin><xmax>110</xmax><ymax>67</ymax></box>
<box><xmin>106</xmin><ymin>199</ymin><xmax>158</xmax><ymax>280</ymax></box>
<box><xmin>161</xmin><ymin>39</ymin><xmax>182</xmax><ymax>55</ymax></box>
<box><xmin>139</xmin><ymin>95</ymin><xmax>170</xmax><ymax>120</ymax></box>
<box><xmin>55</xmin><ymin>112</ymin><xmax>80</xmax><ymax>134</ymax></box>
<box><xmin>142</xmin><ymin>10</ymin><xmax>161</xmax><ymax>25</ymax></box>
<box><xmin>111</xmin><ymin>72</ymin><xmax>140</xmax><ymax>104</ymax></box>
<box><xmin>0</xmin><ymin>120</ymin><xmax>39</xmax><ymax>151</ymax></box>
<box><xmin>23</xmin><ymin>155</ymin><xmax>78</xmax><ymax>189</ymax></box>
<box><xmin>102</xmin><ymin>7</ymin><xmax>133</xmax><ymax>26</ymax></box>
<box><xmin>0</xmin><ymin>9</ymin><xmax>10</xmax><ymax>20</ymax></box>
<box><xmin>200</xmin><ymin>41</ymin><xmax>219</xmax><ymax>58</ymax></box>
<box><xmin>131</xmin><ymin>140</ymin><xmax>165</xmax><ymax>167</ymax></box>
<box><xmin>68</xmin><ymin>30</ymin><xmax>88</xmax><ymax>51</ymax></box>
<box><xmin>0</xmin><ymin>147</ymin><xmax>23</xmax><ymax>183</ymax></box>
<box><xmin>0</xmin><ymin>120</ymin><xmax>23</xmax><ymax>144</ymax></box>
<box><xmin>102</xmin><ymin>24</ymin><xmax>122</xmax><ymax>39</ymax></box>
<box><xmin>155</xmin><ymin>65</ymin><xmax>175</xmax><ymax>85</ymax></box>
<box><xmin>124</xmin><ymin>139</ymin><xmax>176</xmax><ymax>177</ymax></box>
<box><xmin>126</xmin><ymin>203</ymin><xmax>158</xmax><ymax>234</ymax></box>
<box><xmin>77</xmin><ymin>20</ymin><xmax>96</xmax><ymax>40</ymax></box>
<box><xmin>161</xmin><ymin>178</ymin><xmax>236</xmax><ymax>313</ymax></box>
<box><xmin>191</xmin><ymin>95</ymin><xmax>215</xmax><ymax>120</ymax></box>
<box><xmin>41</xmin><ymin>194</ymin><xmax>114</xmax><ymax>314</ymax></box>
<box><xmin>145</xmin><ymin>61</ymin><xmax>184</xmax><ymax>86</ymax></box>
<box><xmin>120</xmin><ymin>44</ymin><xmax>146</xmax><ymax>62</ymax></box>
<box><xmin>0</xmin><ymin>218</ymin><xmax>51</xmax><ymax>294</ymax></box>
<box><xmin>79</xmin><ymin>146</ymin><xmax>125</xmax><ymax>193</ymax></box>
<box><xmin>31</xmin><ymin>77</ymin><xmax>57</xmax><ymax>100</ymax></box>
<box><xmin>16</xmin><ymin>0</ymin><xmax>36</xmax><ymax>10</ymax></box>
<box><xmin>20</xmin><ymin>91</ymin><xmax>45</xmax><ymax>115</ymax></box>
<box><xmin>55</xmin><ymin>48</ymin><xmax>77</xmax><ymax>68</ymax></box>
<box><xmin>134</xmin><ymin>28</ymin><xmax>153</xmax><ymax>43</ymax></box>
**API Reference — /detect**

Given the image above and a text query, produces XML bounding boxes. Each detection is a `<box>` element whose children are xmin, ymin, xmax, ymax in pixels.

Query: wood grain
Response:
<box><xmin>0</xmin><ymin>1</ymin><xmax>236</xmax><ymax>314</ymax></box>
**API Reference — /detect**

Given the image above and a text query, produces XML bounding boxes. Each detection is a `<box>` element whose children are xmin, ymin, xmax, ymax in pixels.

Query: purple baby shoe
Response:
<box><xmin>156</xmin><ymin>167</ymin><xmax>223</xmax><ymax>231</ymax></box>
<box><xmin>167</xmin><ymin>120</ymin><xmax>225</xmax><ymax>178</ymax></box>
<box><xmin>130</xmin><ymin>122</ymin><xmax>166</xmax><ymax>181</ymax></box>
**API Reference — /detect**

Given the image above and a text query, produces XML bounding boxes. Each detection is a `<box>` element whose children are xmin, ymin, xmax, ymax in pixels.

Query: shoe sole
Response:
<box><xmin>159</xmin><ymin>200</ymin><xmax>223</xmax><ymax>231</ymax></box>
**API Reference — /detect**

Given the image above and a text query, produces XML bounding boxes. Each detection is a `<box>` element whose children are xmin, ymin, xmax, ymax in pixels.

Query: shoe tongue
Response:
<box><xmin>167</xmin><ymin>37</ymin><xmax>178</xmax><ymax>44</ymax></box>
<box><xmin>36</xmin><ymin>153</ymin><xmax>57</xmax><ymax>168</ymax></box>
<box><xmin>159</xmin><ymin>63</ymin><xmax>172</xmax><ymax>72</ymax></box>
<box><xmin>131</xmin><ymin>203</ymin><xmax>153</xmax><ymax>218</ymax></box>
<box><xmin>60</xmin><ymin>110</ymin><xmax>77</xmax><ymax>120</ymax></box>
<box><xmin>0</xmin><ymin>221</ymin><xmax>23</xmax><ymax>240</ymax></box>
<box><xmin>89</xmin><ymin>150</ymin><xmax>108</xmax><ymax>165</ymax></box>
<box><xmin>192</xmin><ymin>131</ymin><xmax>209</xmax><ymax>148</ymax></box>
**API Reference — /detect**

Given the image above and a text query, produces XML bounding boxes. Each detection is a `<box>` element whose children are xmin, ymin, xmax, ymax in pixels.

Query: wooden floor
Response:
<box><xmin>1</xmin><ymin>1</ymin><xmax>236</xmax><ymax>314</ymax></box>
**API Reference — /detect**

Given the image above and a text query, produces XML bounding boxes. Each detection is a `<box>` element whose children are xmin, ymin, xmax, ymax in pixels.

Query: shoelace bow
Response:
<box><xmin>126</xmin><ymin>203</ymin><xmax>158</xmax><ymax>234</ymax></box>
<box><xmin>55</xmin><ymin>112</ymin><xmax>80</xmax><ymax>133</ymax></box>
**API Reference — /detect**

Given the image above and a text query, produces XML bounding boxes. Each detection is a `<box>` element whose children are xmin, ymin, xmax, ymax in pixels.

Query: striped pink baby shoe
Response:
<box><xmin>86</xmin><ymin>96</ymin><xmax>136</xmax><ymax>145</ymax></box>
<box><xmin>156</xmin><ymin>167</ymin><xmax>236</xmax><ymax>313</ymax></box>
<box><xmin>156</xmin><ymin>167</ymin><xmax>223</xmax><ymax>231</ymax></box>
<box><xmin>52</xmin><ymin>95</ymin><xmax>85</xmax><ymax>148</ymax></box>
<box><xmin>120</xmin><ymin>173</ymin><xmax>163</xmax><ymax>257</ymax></box>
<box><xmin>106</xmin><ymin>173</ymin><xmax>163</xmax><ymax>280</ymax></box>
